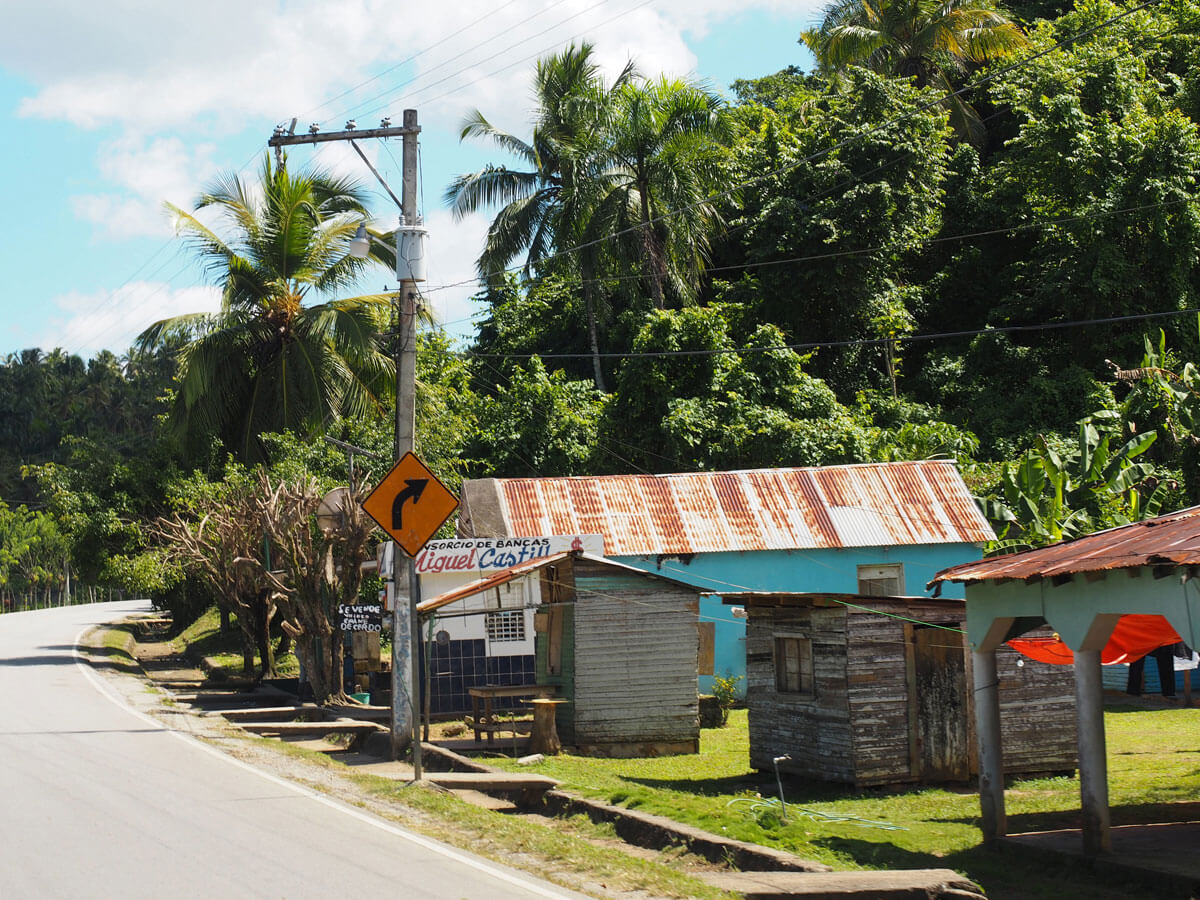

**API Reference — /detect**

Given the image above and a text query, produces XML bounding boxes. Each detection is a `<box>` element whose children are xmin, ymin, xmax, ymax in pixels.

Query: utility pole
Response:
<box><xmin>269</xmin><ymin>110</ymin><xmax>426</xmax><ymax>774</ymax></box>
<box><xmin>393</xmin><ymin>108</ymin><xmax>424</xmax><ymax>777</ymax></box>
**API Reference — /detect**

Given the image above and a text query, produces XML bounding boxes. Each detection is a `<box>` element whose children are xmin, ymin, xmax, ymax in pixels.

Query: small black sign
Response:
<box><xmin>337</xmin><ymin>603</ymin><xmax>383</xmax><ymax>633</ymax></box>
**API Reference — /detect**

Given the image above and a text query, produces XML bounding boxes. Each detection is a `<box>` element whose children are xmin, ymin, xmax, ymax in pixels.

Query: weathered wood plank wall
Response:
<box><xmin>846</xmin><ymin>602</ymin><xmax>964</xmax><ymax>785</ymax></box>
<box><xmin>745</xmin><ymin>601</ymin><xmax>1078</xmax><ymax>786</ymax></box>
<box><xmin>571</xmin><ymin>560</ymin><xmax>700</xmax><ymax>747</ymax></box>
<box><xmin>992</xmin><ymin>626</ymin><xmax>1078</xmax><ymax>774</ymax></box>
<box><xmin>746</xmin><ymin>606</ymin><xmax>856</xmax><ymax>782</ymax></box>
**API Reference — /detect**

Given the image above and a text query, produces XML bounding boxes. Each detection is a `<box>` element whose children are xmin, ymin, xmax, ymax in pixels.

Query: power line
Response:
<box><xmin>425</xmin><ymin>188</ymin><xmax>1200</xmax><ymax>298</ymax></box>
<box><xmin>328</xmin><ymin>0</ymin><xmax>587</xmax><ymax>126</ymax></box>
<box><xmin>405</xmin><ymin>0</ymin><xmax>657</xmax><ymax>113</ymax></box>
<box><xmin>58</xmin><ymin>0</ymin><xmax>1175</xmax><ymax>364</ymax></box>
<box><xmin>421</xmin><ymin>0</ymin><xmax>1171</xmax><ymax>297</ymax></box>
<box><xmin>57</xmin><ymin>0</ymin><xmax>565</xmax><ymax>361</ymax></box>
<box><xmin>439</xmin><ymin>305</ymin><xmax>1200</xmax><ymax>362</ymax></box>
<box><xmin>295</xmin><ymin>0</ymin><xmax>528</xmax><ymax>122</ymax></box>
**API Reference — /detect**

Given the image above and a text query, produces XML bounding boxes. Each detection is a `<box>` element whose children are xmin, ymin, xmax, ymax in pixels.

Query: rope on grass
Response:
<box><xmin>726</xmin><ymin>797</ymin><xmax>906</xmax><ymax>831</ymax></box>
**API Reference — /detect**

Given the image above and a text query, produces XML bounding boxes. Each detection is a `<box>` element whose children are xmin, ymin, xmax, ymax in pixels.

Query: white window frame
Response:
<box><xmin>857</xmin><ymin>563</ymin><xmax>904</xmax><ymax>596</ymax></box>
<box><xmin>485</xmin><ymin>609</ymin><xmax>527</xmax><ymax>643</ymax></box>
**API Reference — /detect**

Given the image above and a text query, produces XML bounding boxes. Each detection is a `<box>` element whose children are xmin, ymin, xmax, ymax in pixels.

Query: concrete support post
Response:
<box><xmin>1074</xmin><ymin>648</ymin><xmax>1111</xmax><ymax>854</ymax></box>
<box><xmin>973</xmin><ymin>649</ymin><xmax>1006</xmax><ymax>843</ymax></box>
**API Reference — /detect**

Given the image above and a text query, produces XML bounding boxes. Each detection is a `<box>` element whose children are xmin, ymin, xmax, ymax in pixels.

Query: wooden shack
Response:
<box><xmin>418</xmin><ymin>551</ymin><xmax>705</xmax><ymax>756</ymax></box>
<box><xmin>731</xmin><ymin>593</ymin><xmax>1077</xmax><ymax>786</ymax></box>
<box><xmin>535</xmin><ymin>553</ymin><xmax>703</xmax><ymax>757</ymax></box>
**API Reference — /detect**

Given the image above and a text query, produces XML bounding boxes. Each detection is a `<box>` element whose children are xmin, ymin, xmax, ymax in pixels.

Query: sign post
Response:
<box><xmin>361</xmin><ymin>451</ymin><xmax>458</xmax><ymax>777</ymax></box>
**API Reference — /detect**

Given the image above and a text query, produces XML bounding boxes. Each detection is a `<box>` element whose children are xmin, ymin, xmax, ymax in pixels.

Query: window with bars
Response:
<box><xmin>774</xmin><ymin>636</ymin><xmax>814</xmax><ymax>696</ymax></box>
<box><xmin>857</xmin><ymin>563</ymin><xmax>904</xmax><ymax>596</ymax></box>
<box><xmin>486</xmin><ymin>610</ymin><xmax>527</xmax><ymax>643</ymax></box>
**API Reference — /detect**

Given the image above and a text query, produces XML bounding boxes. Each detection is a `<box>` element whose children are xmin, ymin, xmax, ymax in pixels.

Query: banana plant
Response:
<box><xmin>981</xmin><ymin>418</ymin><xmax>1159</xmax><ymax>553</ymax></box>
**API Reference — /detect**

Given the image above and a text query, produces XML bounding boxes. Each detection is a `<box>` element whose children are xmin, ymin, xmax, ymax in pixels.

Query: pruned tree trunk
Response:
<box><xmin>582</xmin><ymin>278</ymin><xmax>606</xmax><ymax>392</ymax></box>
<box><xmin>253</xmin><ymin>589</ymin><xmax>276</xmax><ymax>680</ymax></box>
<box><xmin>638</xmin><ymin>181</ymin><xmax>666</xmax><ymax>309</ymax></box>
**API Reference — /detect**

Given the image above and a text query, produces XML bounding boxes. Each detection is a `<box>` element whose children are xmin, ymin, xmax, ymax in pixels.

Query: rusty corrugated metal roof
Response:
<box><xmin>477</xmin><ymin>461</ymin><xmax>993</xmax><ymax>555</ymax></box>
<box><xmin>931</xmin><ymin>505</ymin><xmax>1200</xmax><ymax>585</ymax></box>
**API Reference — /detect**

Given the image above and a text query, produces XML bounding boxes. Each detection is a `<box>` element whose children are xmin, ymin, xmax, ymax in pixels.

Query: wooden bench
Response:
<box><xmin>468</xmin><ymin>685</ymin><xmax>556</xmax><ymax>746</ymax></box>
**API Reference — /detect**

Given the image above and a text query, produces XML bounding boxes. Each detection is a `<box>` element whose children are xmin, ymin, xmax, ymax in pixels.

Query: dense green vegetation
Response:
<box><xmin>5</xmin><ymin>0</ymin><xmax>1200</xmax><ymax>628</ymax></box>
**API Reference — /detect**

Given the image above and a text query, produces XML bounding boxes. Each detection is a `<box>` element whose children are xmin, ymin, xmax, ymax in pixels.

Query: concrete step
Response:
<box><xmin>219</xmin><ymin>706</ymin><xmax>321</xmax><ymax>721</ymax></box>
<box><xmin>238</xmin><ymin>721</ymin><xmax>384</xmax><ymax>737</ymax></box>
<box><xmin>699</xmin><ymin>869</ymin><xmax>984</xmax><ymax>899</ymax></box>
<box><xmin>326</xmin><ymin>703</ymin><xmax>390</xmax><ymax>722</ymax></box>
<box><xmin>423</xmin><ymin>771</ymin><xmax>560</xmax><ymax>792</ymax></box>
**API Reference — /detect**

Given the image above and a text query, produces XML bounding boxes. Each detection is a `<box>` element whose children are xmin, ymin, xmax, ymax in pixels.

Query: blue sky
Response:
<box><xmin>0</xmin><ymin>1</ymin><xmax>820</xmax><ymax>360</ymax></box>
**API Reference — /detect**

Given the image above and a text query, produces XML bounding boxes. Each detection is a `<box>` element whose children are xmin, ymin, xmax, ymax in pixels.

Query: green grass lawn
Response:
<box><xmin>486</xmin><ymin>705</ymin><xmax>1200</xmax><ymax>899</ymax></box>
<box><xmin>171</xmin><ymin>606</ymin><xmax>299</xmax><ymax>679</ymax></box>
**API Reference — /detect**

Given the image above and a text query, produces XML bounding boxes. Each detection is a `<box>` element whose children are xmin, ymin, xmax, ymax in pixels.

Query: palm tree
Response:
<box><xmin>586</xmin><ymin>76</ymin><xmax>728</xmax><ymax>310</ymax></box>
<box><xmin>800</xmin><ymin>0</ymin><xmax>1028</xmax><ymax>144</ymax></box>
<box><xmin>446</xmin><ymin>43</ymin><xmax>635</xmax><ymax>391</ymax></box>
<box><xmin>138</xmin><ymin>156</ymin><xmax>395</xmax><ymax>462</ymax></box>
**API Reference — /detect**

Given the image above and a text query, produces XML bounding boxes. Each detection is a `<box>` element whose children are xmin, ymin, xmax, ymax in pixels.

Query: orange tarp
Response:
<box><xmin>1008</xmin><ymin>614</ymin><xmax>1181</xmax><ymax>665</ymax></box>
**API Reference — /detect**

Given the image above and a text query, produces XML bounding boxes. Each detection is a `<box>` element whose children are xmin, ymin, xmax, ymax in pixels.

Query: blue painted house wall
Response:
<box><xmin>614</xmin><ymin>544</ymin><xmax>980</xmax><ymax>693</ymax></box>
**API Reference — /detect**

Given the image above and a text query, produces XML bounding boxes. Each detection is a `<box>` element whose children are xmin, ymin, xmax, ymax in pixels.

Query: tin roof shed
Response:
<box><xmin>929</xmin><ymin>504</ymin><xmax>1200</xmax><ymax>857</ymax></box>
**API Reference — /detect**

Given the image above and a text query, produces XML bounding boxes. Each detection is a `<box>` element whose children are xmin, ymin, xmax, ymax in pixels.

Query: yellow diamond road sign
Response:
<box><xmin>361</xmin><ymin>452</ymin><xmax>459</xmax><ymax>557</ymax></box>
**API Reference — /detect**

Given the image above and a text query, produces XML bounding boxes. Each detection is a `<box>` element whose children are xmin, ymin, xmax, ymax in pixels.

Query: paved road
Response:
<box><xmin>0</xmin><ymin>601</ymin><xmax>582</xmax><ymax>899</ymax></box>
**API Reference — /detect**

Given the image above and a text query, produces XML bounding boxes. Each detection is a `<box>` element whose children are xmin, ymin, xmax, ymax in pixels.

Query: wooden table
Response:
<box><xmin>469</xmin><ymin>684</ymin><xmax>556</xmax><ymax>746</ymax></box>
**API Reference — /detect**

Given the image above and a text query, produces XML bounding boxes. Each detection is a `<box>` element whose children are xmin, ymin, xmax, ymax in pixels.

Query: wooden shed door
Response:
<box><xmin>907</xmin><ymin>624</ymin><xmax>969</xmax><ymax>782</ymax></box>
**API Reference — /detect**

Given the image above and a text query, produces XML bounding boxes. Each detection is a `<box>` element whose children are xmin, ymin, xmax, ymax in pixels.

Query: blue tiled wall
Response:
<box><xmin>419</xmin><ymin>638</ymin><xmax>536</xmax><ymax>715</ymax></box>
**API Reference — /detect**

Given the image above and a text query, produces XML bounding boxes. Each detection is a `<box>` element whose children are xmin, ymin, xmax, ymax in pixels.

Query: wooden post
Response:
<box><xmin>1074</xmin><ymin>648</ymin><xmax>1111</xmax><ymax>854</ymax></box>
<box><xmin>973</xmin><ymin>649</ymin><xmax>1006</xmax><ymax>843</ymax></box>
<box><xmin>529</xmin><ymin>699</ymin><xmax>564</xmax><ymax>755</ymax></box>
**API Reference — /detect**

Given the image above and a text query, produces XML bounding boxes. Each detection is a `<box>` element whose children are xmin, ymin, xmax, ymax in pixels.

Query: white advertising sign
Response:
<box><xmin>414</xmin><ymin>534</ymin><xmax>605</xmax><ymax>575</ymax></box>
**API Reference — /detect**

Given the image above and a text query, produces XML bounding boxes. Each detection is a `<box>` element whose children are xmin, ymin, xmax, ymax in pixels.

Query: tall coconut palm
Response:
<box><xmin>138</xmin><ymin>156</ymin><xmax>395</xmax><ymax>462</ymax></box>
<box><xmin>800</xmin><ymin>0</ymin><xmax>1028</xmax><ymax>144</ymax></box>
<box><xmin>445</xmin><ymin>43</ymin><xmax>635</xmax><ymax>390</ymax></box>
<box><xmin>586</xmin><ymin>76</ymin><xmax>729</xmax><ymax>310</ymax></box>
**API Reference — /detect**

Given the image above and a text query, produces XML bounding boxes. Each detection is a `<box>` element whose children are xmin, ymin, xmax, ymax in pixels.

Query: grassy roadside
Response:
<box><xmin>169</xmin><ymin>606</ymin><xmax>299</xmax><ymax>679</ymax></box>
<box><xmin>486</xmin><ymin>706</ymin><xmax>1200</xmax><ymax>899</ymax></box>
<box><xmin>234</xmin><ymin>735</ymin><xmax>736</xmax><ymax>900</ymax></box>
<box><xmin>113</xmin><ymin>613</ymin><xmax>733</xmax><ymax>900</ymax></box>
<box><xmin>75</xmin><ymin>621</ymin><xmax>142</xmax><ymax>674</ymax></box>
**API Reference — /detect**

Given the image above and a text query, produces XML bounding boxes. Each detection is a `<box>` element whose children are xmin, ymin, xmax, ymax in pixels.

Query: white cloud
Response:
<box><xmin>7</xmin><ymin>1</ymin><xmax>815</xmax><ymax>133</ymax></box>
<box><xmin>3</xmin><ymin>0</ymin><xmax>823</xmax><ymax>355</ymax></box>
<box><xmin>41</xmin><ymin>282</ymin><xmax>221</xmax><ymax>357</ymax></box>
<box><xmin>421</xmin><ymin>208</ymin><xmax>491</xmax><ymax>337</ymax></box>
<box><xmin>71</xmin><ymin>137</ymin><xmax>221</xmax><ymax>239</ymax></box>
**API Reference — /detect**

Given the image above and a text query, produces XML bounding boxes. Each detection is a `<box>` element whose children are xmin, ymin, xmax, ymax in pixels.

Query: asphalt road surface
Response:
<box><xmin>0</xmin><ymin>600</ymin><xmax>584</xmax><ymax>899</ymax></box>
